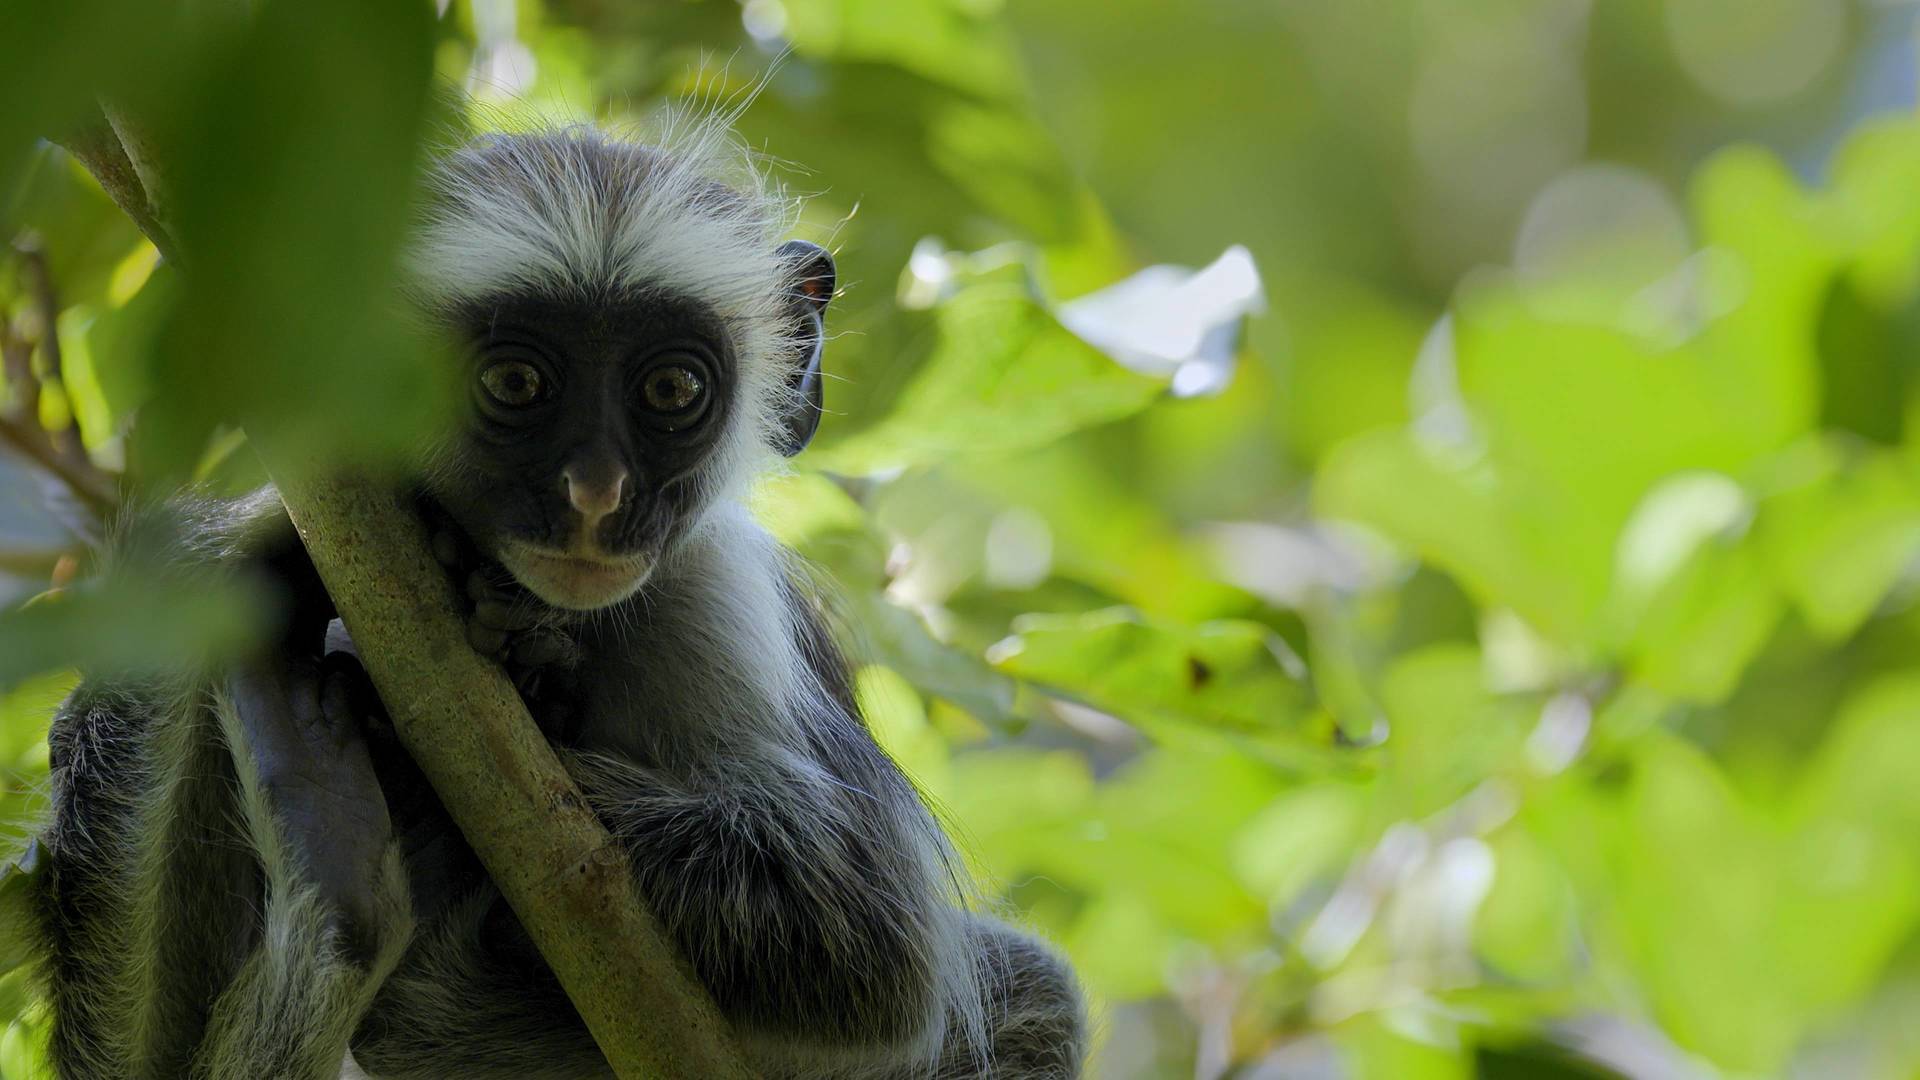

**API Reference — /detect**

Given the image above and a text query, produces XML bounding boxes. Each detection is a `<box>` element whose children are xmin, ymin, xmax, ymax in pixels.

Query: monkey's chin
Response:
<box><xmin>498</xmin><ymin>544</ymin><xmax>653</xmax><ymax>611</ymax></box>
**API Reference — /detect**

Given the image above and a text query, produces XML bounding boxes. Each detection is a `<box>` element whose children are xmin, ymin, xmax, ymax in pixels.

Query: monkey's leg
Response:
<box><xmin>929</xmin><ymin>917</ymin><xmax>1087</xmax><ymax>1080</ymax></box>
<box><xmin>37</xmin><ymin>657</ymin><xmax>412</xmax><ymax>1079</ymax></box>
<box><xmin>350</xmin><ymin>894</ymin><xmax>611</xmax><ymax>1080</ymax></box>
<box><xmin>38</xmin><ymin>687</ymin><xmax>261</xmax><ymax>1077</ymax></box>
<box><xmin>189</xmin><ymin>654</ymin><xmax>415</xmax><ymax>1079</ymax></box>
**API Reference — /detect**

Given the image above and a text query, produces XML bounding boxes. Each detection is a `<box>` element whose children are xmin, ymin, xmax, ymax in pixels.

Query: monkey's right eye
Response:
<box><xmin>480</xmin><ymin>360</ymin><xmax>547</xmax><ymax>407</ymax></box>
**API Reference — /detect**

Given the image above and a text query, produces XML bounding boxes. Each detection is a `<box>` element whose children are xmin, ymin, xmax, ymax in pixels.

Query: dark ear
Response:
<box><xmin>775</xmin><ymin>239</ymin><xmax>835</xmax><ymax>456</ymax></box>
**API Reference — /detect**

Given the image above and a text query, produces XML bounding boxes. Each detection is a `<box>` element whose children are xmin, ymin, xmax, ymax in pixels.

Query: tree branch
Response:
<box><xmin>271</xmin><ymin>467</ymin><xmax>750</xmax><ymax>1078</ymax></box>
<box><xmin>0</xmin><ymin>415</ymin><xmax>115</xmax><ymax>520</ymax></box>
<box><xmin>55</xmin><ymin>121</ymin><xmax>180</xmax><ymax>266</ymax></box>
<box><xmin>63</xmin><ymin>112</ymin><xmax>751</xmax><ymax>1078</ymax></box>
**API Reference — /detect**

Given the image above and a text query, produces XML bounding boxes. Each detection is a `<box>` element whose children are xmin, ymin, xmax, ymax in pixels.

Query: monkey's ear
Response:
<box><xmin>775</xmin><ymin>240</ymin><xmax>835</xmax><ymax>456</ymax></box>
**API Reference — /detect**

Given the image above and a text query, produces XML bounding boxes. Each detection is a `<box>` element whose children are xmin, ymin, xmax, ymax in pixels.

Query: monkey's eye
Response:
<box><xmin>641</xmin><ymin>365</ymin><xmax>705</xmax><ymax>414</ymax></box>
<box><xmin>480</xmin><ymin>360</ymin><xmax>546</xmax><ymax>407</ymax></box>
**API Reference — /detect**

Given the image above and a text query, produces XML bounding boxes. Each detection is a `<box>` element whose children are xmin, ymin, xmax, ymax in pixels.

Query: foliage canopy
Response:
<box><xmin>5</xmin><ymin>1</ymin><xmax>1920</xmax><ymax>1077</ymax></box>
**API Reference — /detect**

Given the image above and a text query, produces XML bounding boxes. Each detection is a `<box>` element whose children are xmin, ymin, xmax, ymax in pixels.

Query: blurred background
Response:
<box><xmin>7</xmin><ymin>0</ymin><xmax>1920</xmax><ymax>1076</ymax></box>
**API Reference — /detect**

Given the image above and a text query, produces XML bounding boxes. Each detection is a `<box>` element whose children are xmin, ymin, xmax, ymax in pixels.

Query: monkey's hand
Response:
<box><xmin>229</xmin><ymin>651</ymin><xmax>393</xmax><ymax>954</ymax></box>
<box><xmin>422</xmin><ymin>509</ymin><xmax>583</xmax><ymax>741</ymax></box>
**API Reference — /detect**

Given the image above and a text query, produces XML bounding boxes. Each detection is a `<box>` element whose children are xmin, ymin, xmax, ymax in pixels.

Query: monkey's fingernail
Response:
<box><xmin>467</xmin><ymin>622</ymin><xmax>510</xmax><ymax>656</ymax></box>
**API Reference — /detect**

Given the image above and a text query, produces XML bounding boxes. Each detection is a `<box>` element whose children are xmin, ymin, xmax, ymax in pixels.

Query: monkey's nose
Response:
<box><xmin>561</xmin><ymin>464</ymin><xmax>628</xmax><ymax>523</ymax></box>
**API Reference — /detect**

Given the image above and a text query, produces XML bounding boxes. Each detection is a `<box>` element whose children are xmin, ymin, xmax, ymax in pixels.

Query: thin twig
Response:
<box><xmin>0</xmin><ymin>415</ymin><xmax>114</xmax><ymax>517</ymax></box>
<box><xmin>0</xmin><ymin>548</ymin><xmax>67</xmax><ymax>581</ymax></box>
<box><xmin>16</xmin><ymin>246</ymin><xmax>89</xmax><ymax>466</ymax></box>
<box><xmin>0</xmin><ymin>326</ymin><xmax>35</xmax><ymax>426</ymax></box>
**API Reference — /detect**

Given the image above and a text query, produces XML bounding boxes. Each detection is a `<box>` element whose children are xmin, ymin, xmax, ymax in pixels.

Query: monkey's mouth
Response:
<box><xmin>498</xmin><ymin>543</ymin><xmax>652</xmax><ymax>611</ymax></box>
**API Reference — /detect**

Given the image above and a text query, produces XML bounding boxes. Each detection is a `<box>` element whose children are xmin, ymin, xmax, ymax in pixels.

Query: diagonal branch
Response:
<box><xmin>0</xmin><ymin>414</ymin><xmax>115</xmax><ymax>520</ymax></box>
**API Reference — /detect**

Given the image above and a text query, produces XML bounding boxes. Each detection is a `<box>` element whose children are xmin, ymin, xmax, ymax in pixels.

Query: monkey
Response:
<box><xmin>24</xmin><ymin>122</ymin><xmax>1087</xmax><ymax>1078</ymax></box>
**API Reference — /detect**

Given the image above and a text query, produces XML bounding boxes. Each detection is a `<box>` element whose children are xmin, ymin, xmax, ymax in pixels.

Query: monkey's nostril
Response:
<box><xmin>561</xmin><ymin>467</ymin><xmax>628</xmax><ymax>519</ymax></box>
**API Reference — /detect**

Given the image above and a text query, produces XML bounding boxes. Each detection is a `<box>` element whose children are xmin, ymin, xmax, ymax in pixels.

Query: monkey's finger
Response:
<box><xmin>475</xmin><ymin>597</ymin><xmax>542</xmax><ymax>632</ymax></box>
<box><xmin>466</xmin><ymin>569</ymin><xmax>507</xmax><ymax>606</ymax></box>
<box><xmin>467</xmin><ymin>620</ymin><xmax>510</xmax><ymax>657</ymax></box>
<box><xmin>509</xmin><ymin>628</ymin><xmax>575</xmax><ymax>668</ymax></box>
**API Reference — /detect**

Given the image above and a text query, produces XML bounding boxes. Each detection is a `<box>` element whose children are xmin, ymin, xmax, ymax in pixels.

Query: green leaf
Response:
<box><xmin>1316</xmin><ymin>430</ymin><xmax>1584</xmax><ymax>641</ymax></box>
<box><xmin>988</xmin><ymin>606</ymin><xmax>1308</xmax><ymax>733</ymax></box>
<box><xmin>0</xmin><ymin>571</ymin><xmax>267</xmax><ymax>692</ymax></box>
<box><xmin>1825</xmin><ymin>115</ymin><xmax>1920</xmax><ymax>308</ymax></box>
<box><xmin>0</xmin><ymin>669</ymin><xmax>72</xmax><ymax>771</ymax></box>
<box><xmin>1601</xmin><ymin>737</ymin><xmax>1916</xmax><ymax>1073</ymax></box>
<box><xmin>136</xmin><ymin>0</ymin><xmax>447</xmax><ymax>480</ymax></box>
<box><xmin>0</xmin><ymin>841</ymin><xmax>44</xmax><ymax>979</ymax></box>
<box><xmin>1473</xmin><ymin>825</ymin><xmax>1578</xmax><ymax>985</ymax></box>
<box><xmin>0</xmin><ymin>0</ymin><xmax>186</xmax><ymax>196</ymax></box>
<box><xmin>809</xmin><ymin>279</ymin><xmax>1163</xmax><ymax>475</ymax></box>
<box><xmin>1231</xmin><ymin>782</ymin><xmax>1368</xmax><ymax>909</ymax></box>
<box><xmin>782</xmin><ymin>0</ymin><xmax>1023</xmax><ymax>99</ymax></box>
<box><xmin>1059</xmin><ymin>891</ymin><xmax>1179</xmax><ymax>1001</ymax></box>
<box><xmin>1272</xmin><ymin>274</ymin><xmax>1427</xmax><ymax>462</ymax></box>
<box><xmin>1378</xmin><ymin>645</ymin><xmax>1530</xmax><ymax>815</ymax></box>
<box><xmin>1756</xmin><ymin>444</ymin><xmax>1920</xmax><ymax>641</ymax></box>
<box><xmin>946</xmin><ymin>747</ymin><xmax>1095</xmax><ymax>886</ymax></box>
<box><xmin>853</xmin><ymin>665</ymin><xmax>951</xmax><ymax>799</ymax></box>
<box><xmin>1623</xmin><ymin>537</ymin><xmax>1781</xmax><ymax>704</ymax></box>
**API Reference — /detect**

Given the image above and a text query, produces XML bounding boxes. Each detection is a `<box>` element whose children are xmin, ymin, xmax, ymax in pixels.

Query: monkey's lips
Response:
<box><xmin>499</xmin><ymin>544</ymin><xmax>652</xmax><ymax>610</ymax></box>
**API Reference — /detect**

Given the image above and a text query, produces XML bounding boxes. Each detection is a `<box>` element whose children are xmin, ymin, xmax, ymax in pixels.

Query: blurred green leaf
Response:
<box><xmin>989</xmin><ymin>606</ymin><xmax>1307</xmax><ymax>734</ymax></box>
<box><xmin>0</xmin><ymin>842</ymin><xmax>43</xmax><ymax>979</ymax></box>
<box><xmin>1473</xmin><ymin>825</ymin><xmax>1578</xmax><ymax>985</ymax></box>
<box><xmin>783</xmin><ymin>0</ymin><xmax>1023</xmax><ymax>99</ymax></box>
<box><xmin>1378</xmin><ymin>645</ymin><xmax>1530</xmax><ymax>815</ymax></box>
<box><xmin>136</xmin><ymin>0</ymin><xmax>446</xmax><ymax>480</ymax></box>
<box><xmin>1232</xmin><ymin>782</ymin><xmax>1368</xmax><ymax>911</ymax></box>
<box><xmin>1624</xmin><ymin>537</ymin><xmax>1781</xmax><ymax>704</ymax></box>
<box><xmin>1602</xmin><ymin>737</ymin><xmax>1916</xmax><ymax>1073</ymax></box>
<box><xmin>1757</xmin><ymin>444</ymin><xmax>1920</xmax><ymax>641</ymax></box>
<box><xmin>0</xmin><ymin>572</ymin><xmax>266</xmax><ymax>692</ymax></box>
<box><xmin>810</xmin><ymin>278</ymin><xmax>1163</xmax><ymax>475</ymax></box>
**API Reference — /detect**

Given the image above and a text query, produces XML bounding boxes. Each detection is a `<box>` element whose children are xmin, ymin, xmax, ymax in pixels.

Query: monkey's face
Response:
<box><xmin>427</xmin><ymin>290</ymin><xmax>739</xmax><ymax>610</ymax></box>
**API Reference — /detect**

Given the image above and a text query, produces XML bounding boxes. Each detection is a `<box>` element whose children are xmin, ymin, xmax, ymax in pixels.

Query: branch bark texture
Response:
<box><xmin>65</xmin><ymin>113</ymin><xmax>751</xmax><ymax>1079</ymax></box>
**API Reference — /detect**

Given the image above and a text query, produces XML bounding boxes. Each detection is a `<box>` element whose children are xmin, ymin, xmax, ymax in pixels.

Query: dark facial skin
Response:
<box><xmin>430</xmin><ymin>290</ymin><xmax>738</xmax><ymax>610</ymax></box>
<box><xmin>421</xmin><ymin>242</ymin><xmax>834</xmax><ymax>615</ymax></box>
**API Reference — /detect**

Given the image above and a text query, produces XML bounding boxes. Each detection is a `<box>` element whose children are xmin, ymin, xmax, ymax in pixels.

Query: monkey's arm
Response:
<box><xmin>569</xmin><ymin>736</ymin><xmax>967</xmax><ymax>1064</ymax></box>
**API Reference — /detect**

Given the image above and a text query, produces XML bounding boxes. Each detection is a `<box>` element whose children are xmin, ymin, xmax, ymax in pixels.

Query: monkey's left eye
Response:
<box><xmin>641</xmin><ymin>365</ymin><xmax>705</xmax><ymax>414</ymax></box>
<box><xmin>480</xmin><ymin>360</ymin><xmax>546</xmax><ymax>407</ymax></box>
